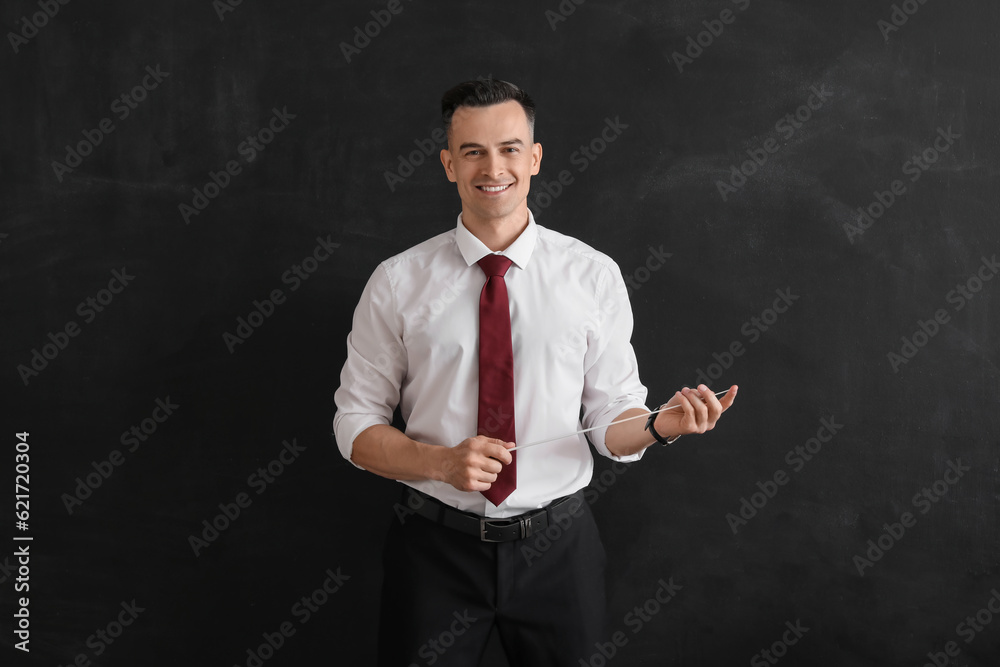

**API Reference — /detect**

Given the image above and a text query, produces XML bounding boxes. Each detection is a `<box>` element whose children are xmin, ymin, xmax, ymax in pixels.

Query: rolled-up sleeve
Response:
<box><xmin>579</xmin><ymin>261</ymin><xmax>649</xmax><ymax>462</ymax></box>
<box><xmin>333</xmin><ymin>264</ymin><xmax>407</xmax><ymax>467</ymax></box>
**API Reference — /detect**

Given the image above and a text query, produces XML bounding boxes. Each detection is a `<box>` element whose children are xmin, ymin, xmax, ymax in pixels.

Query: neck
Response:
<box><xmin>462</xmin><ymin>206</ymin><xmax>530</xmax><ymax>252</ymax></box>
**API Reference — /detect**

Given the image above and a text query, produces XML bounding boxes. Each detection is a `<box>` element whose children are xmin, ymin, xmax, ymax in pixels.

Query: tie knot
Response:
<box><xmin>478</xmin><ymin>254</ymin><xmax>512</xmax><ymax>277</ymax></box>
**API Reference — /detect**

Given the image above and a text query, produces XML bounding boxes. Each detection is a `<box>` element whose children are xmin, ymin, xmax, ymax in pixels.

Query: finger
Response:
<box><xmin>696</xmin><ymin>384</ymin><xmax>724</xmax><ymax>424</ymax></box>
<box><xmin>480</xmin><ymin>438</ymin><xmax>514</xmax><ymax>465</ymax></box>
<box><xmin>692</xmin><ymin>386</ymin><xmax>714</xmax><ymax>429</ymax></box>
<box><xmin>467</xmin><ymin>478</ymin><xmax>493</xmax><ymax>492</ymax></box>
<box><xmin>480</xmin><ymin>457</ymin><xmax>503</xmax><ymax>475</ymax></box>
<box><xmin>486</xmin><ymin>443</ymin><xmax>513</xmax><ymax>465</ymax></box>
<box><xmin>483</xmin><ymin>436</ymin><xmax>515</xmax><ymax>449</ymax></box>
<box><xmin>719</xmin><ymin>385</ymin><xmax>739</xmax><ymax>410</ymax></box>
<box><xmin>682</xmin><ymin>387</ymin><xmax>708</xmax><ymax>427</ymax></box>
<box><xmin>476</xmin><ymin>437</ymin><xmax>513</xmax><ymax>463</ymax></box>
<box><xmin>674</xmin><ymin>389</ymin><xmax>696</xmax><ymax>431</ymax></box>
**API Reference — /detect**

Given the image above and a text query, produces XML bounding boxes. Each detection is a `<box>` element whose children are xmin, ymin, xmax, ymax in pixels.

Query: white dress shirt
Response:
<box><xmin>333</xmin><ymin>210</ymin><xmax>649</xmax><ymax>518</ymax></box>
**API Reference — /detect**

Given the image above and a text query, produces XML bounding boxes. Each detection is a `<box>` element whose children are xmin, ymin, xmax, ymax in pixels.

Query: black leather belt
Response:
<box><xmin>403</xmin><ymin>487</ymin><xmax>585</xmax><ymax>543</ymax></box>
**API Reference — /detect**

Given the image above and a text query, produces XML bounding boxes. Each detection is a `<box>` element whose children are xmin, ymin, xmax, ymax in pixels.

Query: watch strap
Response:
<box><xmin>645</xmin><ymin>406</ymin><xmax>681</xmax><ymax>446</ymax></box>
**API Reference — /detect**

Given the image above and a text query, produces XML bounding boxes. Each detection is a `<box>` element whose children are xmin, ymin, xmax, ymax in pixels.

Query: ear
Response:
<box><xmin>440</xmin><ymin>148</ymin><xmax>457</xmax><ymax>183</ymax></box>
<box><xmin>530</xmin><ymin>142</ymin><xmax>542</xmax><ymax>176</ymax></box>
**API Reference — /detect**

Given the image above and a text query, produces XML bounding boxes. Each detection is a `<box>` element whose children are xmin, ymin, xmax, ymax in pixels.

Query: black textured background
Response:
<box><xmin>2</xmin><ymin>0</ymin><xmax>999</xmax><ymax>665</ymax></box>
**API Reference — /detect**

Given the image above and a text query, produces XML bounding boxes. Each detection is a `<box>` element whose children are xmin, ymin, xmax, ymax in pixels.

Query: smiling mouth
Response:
<box><xmin>476</xmin><ymin>184</ymin><xmax>512</xmax><ymax>193</ymax></box>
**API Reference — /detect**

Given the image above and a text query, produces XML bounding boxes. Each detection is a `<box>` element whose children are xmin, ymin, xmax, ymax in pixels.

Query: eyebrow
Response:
<box><xmin>458</xmin><ymin>138</ymin><xmax>526</xmax><ymax>150</ymax></box>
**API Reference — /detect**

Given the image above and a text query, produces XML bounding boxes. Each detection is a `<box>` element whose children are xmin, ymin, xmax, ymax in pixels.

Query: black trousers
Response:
<box><xmin>377</xmin><ymin>490</ymin><xmax>608</xmax><ymax>667</ymax></box>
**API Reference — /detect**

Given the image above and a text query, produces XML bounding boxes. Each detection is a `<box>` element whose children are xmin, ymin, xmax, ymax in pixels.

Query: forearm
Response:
<box><xmin>605</xmin><ymin>408</ymin><xmax>660</xmax><ymax>458</ymax></box>
<box><xmin>351</xmin><ymin>424</ymin><xmax>444</xmax><ymax>482</ymax></box>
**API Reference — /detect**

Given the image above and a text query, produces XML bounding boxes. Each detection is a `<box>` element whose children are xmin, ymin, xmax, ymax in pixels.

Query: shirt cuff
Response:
<box><xmin>333</xmin><ymin>413</ymin><xmax>390</xmax><ymax>470</ymax></box>
<box><xmin>587</xmin><ymin>401</ymin><xmax>650</xmax><ymax>463</ymax></box>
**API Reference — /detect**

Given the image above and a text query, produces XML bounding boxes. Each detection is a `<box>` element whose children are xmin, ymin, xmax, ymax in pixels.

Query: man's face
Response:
<box><xmin>440</xmin><ymin>100</ymin><xmax>542</xmax><ymax>224</ymax></box>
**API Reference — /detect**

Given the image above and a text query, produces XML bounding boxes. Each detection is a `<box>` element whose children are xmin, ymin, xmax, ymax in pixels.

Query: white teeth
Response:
<box><xmin>480</xmin><ymin>184</ymin><xmax>510</xmax><ymax>192</ymax></box>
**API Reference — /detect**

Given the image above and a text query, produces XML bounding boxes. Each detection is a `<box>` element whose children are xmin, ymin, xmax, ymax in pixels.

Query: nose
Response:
<box><xmin>481</xmin><ymin>153</ymin><xmax>504</xmax><ymax>181</ymax></box>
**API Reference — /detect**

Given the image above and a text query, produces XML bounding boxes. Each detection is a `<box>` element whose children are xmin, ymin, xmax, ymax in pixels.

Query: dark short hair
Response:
<box><xmin>441</xmin><ymin>78</ymin><xmax>536</xmax><ymax>140</ymax></box>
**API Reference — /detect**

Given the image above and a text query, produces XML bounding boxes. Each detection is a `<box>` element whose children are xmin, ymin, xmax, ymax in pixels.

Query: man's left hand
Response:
<box><xmin>653</xmin><ymin>384</ymin><xmax>738</xmax><ymax>438</ymax></box>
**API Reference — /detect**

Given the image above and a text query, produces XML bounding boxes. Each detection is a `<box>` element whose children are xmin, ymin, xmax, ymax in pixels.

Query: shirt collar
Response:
<box><xmin>455</xmin><ymin>209</ymin><xmax>538</xmax><ymax>270</ymax></box>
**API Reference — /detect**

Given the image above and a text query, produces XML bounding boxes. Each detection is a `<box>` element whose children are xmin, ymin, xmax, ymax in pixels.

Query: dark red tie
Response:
<box><xmin>477</xmin><ymin>255</ymin><xmax>516</xmax><ymax>505</ymax></box>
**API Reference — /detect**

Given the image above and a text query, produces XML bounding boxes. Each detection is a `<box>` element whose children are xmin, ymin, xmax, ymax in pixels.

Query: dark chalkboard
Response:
<box><xmin>2</xmin><ymin>0</ymin><xmax>999</xmax><ymax>665</ymax></box>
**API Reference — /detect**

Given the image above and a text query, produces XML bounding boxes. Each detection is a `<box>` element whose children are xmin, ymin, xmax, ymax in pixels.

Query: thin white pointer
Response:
<box><xmin>508</xmin><ymin>389</ymin><xmax>730</xmax><ymax>452</ymax></box>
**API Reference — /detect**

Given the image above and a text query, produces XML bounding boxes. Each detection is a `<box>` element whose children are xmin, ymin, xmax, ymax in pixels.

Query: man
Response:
<box><xmin>333</xmin><ymin>79</ymin><xmax>737</xmax><ymax>666</ymax></box>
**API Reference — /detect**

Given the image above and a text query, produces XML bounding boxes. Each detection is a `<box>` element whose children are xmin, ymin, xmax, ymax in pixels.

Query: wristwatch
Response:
<box><xmin>645</xmin><ymin>405</ymin><xmax>681</xmax><ymax>445</ymax></box>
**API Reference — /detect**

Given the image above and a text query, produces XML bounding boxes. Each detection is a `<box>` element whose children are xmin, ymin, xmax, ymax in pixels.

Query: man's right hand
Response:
<box><xmin>437</xmin><ymin>435</ymin><xmax>514</xmax><ymax>492</ymax></box>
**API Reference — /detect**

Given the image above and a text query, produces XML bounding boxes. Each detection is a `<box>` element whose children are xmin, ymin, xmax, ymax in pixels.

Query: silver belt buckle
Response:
<box><xmin>480</xmin><ymin>511</ymin><xmax>542</xmax><ymax>542</ymax></box>
<box><xmin>479</xmin><ymin>518</ymin><xmax>505</xmax><ymax>542</ymax></box>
